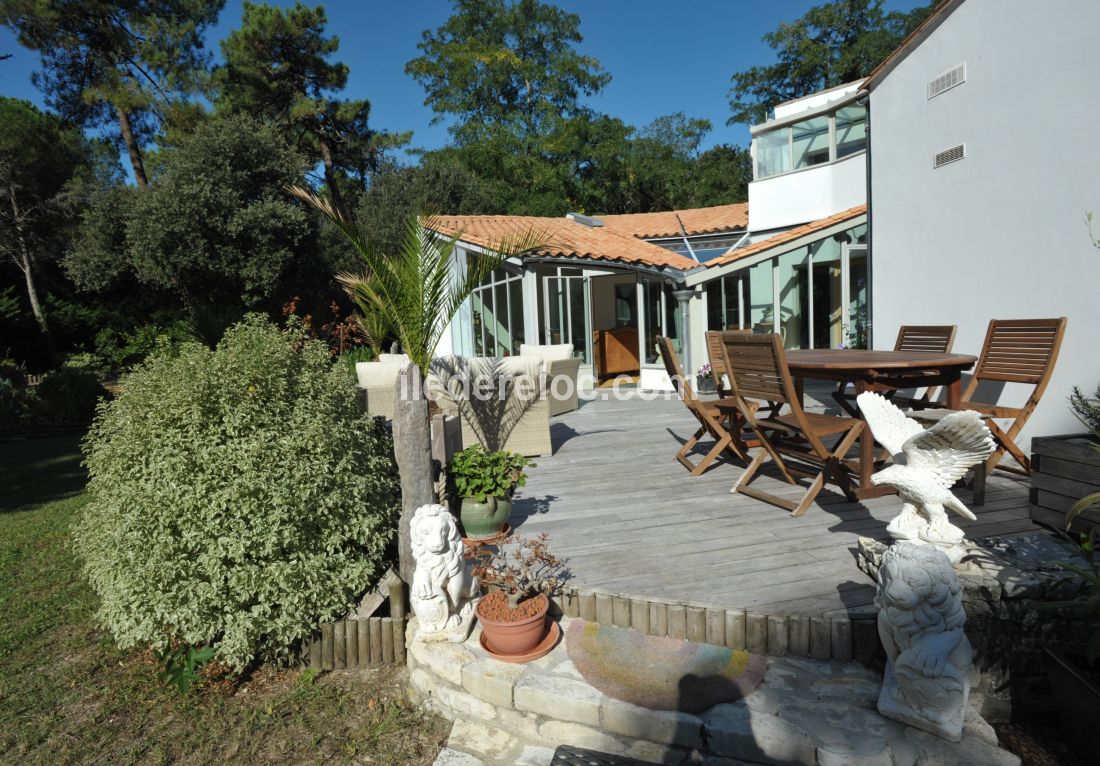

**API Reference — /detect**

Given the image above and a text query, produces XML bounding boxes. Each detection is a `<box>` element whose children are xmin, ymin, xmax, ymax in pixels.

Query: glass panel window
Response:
<box><xmin>835</xmin><ymin>105</ymin><xmax>867</xmax><ymax>158</ymax></box>
<box><xmin>748</xmin><ymin>261</ymin><xmax>774</xmax><ymax>333</ymax></box>
<box><xmin>755</xmin><ymin>128</ymin><xmax>790</xmax><ymax>178</ymax></box>
<box><xmin>507</xmin><ymin>278</ymin><xmax>525</xmax><ymax>355</ymax></box>
<box><xmin>792</xmin><ymin>115</ymin><xmax>830</xmax><ymax>169</ymax></box>
<box><xmin>706</xmin><ymin>276</ymin><xmax>745</xmax><ymax>331</ymax></box>
<box><xmin>776</xmin><ymin>247</ymin><xmax>809</xmax><ymax>349</ymax></box>
<box><xmin>472</xmin><ymin>267</ymin><xmax>524</xmax><ymax>356</ymax></box>
<box><xmin>615</xmin><ymin>284</ymin><xmax>636</xmax><ymax>327</ymax></box>
<box><xmin>471</xmin><ymin>289</ymin><xmax>487</xmax><ymax>355</ymax></box>
<box><xmin>568</xmin><ymin>279</ymin><xmax>587</xmax><ymax>363</ymax></box>
<box><xmin>723</xmin><ymin>276</ymin><xmax>743</xmax><ymax>330</ymax></box>
<box><xmin>706</xmin><ymin>281</ymin><xmax>721</xmax><ymax>331</ymax></box>
<box><xmin>644</xmin><ymin>280</ymin><xmax>666</xmax><ymax>364</ymax></box>
<box><xmin>847</xmin><ymin>248</ymin><xmax>869</xmax><ymax>349</ymax></box>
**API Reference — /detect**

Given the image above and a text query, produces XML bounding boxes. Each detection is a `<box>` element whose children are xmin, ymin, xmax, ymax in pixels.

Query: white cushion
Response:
<box><xmin>378</xmin><ymin>353</ymin><xmax>410</xmax><ymax>365</ymax></box>
<box><xmin>355</xmin><ymin>361</ymin><xmax>405</xmax><ymax>388</ymax></box>
<box><xmin>429</xmin><ymin>355</ymin><xmax>543</xmax><ymax>380</ymax></box>
<box><xmin>520</xmin><ymin>343</ymin><xmax>573</xmax><ymax>362</ymax></box>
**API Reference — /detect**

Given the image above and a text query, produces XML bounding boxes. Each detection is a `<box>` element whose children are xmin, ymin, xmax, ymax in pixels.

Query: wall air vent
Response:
<box><xmin>933</xmin><ymin>143</ymin><xmax>966</xmax><ymax>168</ymax></box>
<box><xmin>928</xmin><ymin>63</ymin><xmax>966</xmax><ymax>99</ymax></box>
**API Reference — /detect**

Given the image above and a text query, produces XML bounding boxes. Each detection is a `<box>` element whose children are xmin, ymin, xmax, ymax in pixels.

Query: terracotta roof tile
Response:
<box><xmin>427</xmin><ymin>214</ymin><xmax>699</xmax><ymax>271</ymax></box>
<box><xmin>704</xmin><ymin>205</ymin><xmax>867</xmax><ymax>268</ymax></box>
<box><xmin>600</xmin><ymin>203</ymin><xmax>749</xmax><ymax>239</ymax></box>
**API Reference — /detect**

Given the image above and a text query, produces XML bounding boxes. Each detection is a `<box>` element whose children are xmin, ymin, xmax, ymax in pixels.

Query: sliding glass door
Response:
<box><xmin>539</xmin><ymin>267</ymin><xmax>592</xmax><ymax>364</ymax></box>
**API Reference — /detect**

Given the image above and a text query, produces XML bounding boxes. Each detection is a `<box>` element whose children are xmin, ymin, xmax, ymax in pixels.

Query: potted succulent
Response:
<box><xmin>1030</xmin><ymin>385</ymin><xmax>1100</xmax><ymax>533</ymax></box>
<box><xmin>449</xmin><ymin>445</ymin><xmax>532</xmax><ymax>539</ymax></box>
<box><xmin>1042</xmin><ymin>524</ymin><xmax>1100</xmax><ymax>761</ymax></box>
<box><xmin>471</xmin><ymin>533</ymin><xmax>564</xmax><ymax>660</ymax></box>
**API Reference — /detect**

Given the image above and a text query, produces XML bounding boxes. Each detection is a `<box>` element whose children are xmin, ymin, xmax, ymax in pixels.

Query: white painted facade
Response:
<box><xmin>748</xmin><ymin>151</ymin><xmax>867</xmax><ymax>233</ymax></box>
<box><xmin>868</xmin><ymin>0</ymin><xmax>1100</xmax><ymax>448</ymax></box>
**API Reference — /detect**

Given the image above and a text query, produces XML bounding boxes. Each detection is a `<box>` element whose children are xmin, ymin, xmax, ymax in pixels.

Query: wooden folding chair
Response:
<box><xmin>832</xmin><ymin>325</ymin><xmax>957</xmax><ymax>414</ymax></box>
<box><xmin>923</xmin><ymin>318</ymin><xmax>1066</xmax><ymax>476</ymax></box>
<box><xmin>719</xmin><ymin>332</ymin><xmax>864</xmax><ymax>517</ymax></box>
<box><xmin>704</xmin><ymin>330</ymin><xmax>752</xmax><ymax>398</ymax></box>
<box><xmin>656</xmin><ymin>336</ymin><xmax>748</xmax><ymax>476</ymax></box>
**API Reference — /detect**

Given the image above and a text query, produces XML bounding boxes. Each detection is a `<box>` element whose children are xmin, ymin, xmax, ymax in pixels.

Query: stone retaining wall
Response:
<box><xmin>409</xmin><ymin>617</ymin><xmax>1020</xmax><ymax>766</ymax></box>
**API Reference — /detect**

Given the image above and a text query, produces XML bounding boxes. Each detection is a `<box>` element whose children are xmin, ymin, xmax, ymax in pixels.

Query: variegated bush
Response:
<box><xmin>74</xmin><ymin>315</ymin><xmax>399</xmax><ymax>670</ymax></box>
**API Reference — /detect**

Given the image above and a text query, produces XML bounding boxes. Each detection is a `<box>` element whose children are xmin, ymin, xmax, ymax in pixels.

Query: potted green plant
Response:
<box><xmin>1030</xmin><ymin>384</ymin><xmax>1100</xmax><ymax>533</ymax></box>
<box><xmin>471</xmin><ymin>533</ymin><xmax>564</xmax><ymax>660</ymax></box>
<box><xmin>449</xmin><ymin>445</ymin><xmax>532</xmax><ymax>539</ymax></box>
<box><xmin>1042</xmin><ymin>522</ymin><xmax>1100</xmax><ymax>761</ymax></box>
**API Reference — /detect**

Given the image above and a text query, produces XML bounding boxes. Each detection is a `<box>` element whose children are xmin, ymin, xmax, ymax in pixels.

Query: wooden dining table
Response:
<box><xmin>784</xmin><ymin>349</ymin><xmax>978</xmax><ymax>499</ymax></box>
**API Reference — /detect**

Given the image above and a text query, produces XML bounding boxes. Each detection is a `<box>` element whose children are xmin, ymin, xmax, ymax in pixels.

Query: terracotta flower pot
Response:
<box><xmin>460</xmin><ymin>495</ymin><xmax>512</xmax><ymax>539</ymax></box>
<box><xmin>477</xmin><ymin>592</ymin><xmax>549</xmax><ymax>656</ymax></box>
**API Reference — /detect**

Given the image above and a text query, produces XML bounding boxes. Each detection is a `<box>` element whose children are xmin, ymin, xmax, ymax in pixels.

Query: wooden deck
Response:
<box><xmin>510</xmin><ymin>389</ymin><xmax>1038</xmax><ymax>622</ymax></box>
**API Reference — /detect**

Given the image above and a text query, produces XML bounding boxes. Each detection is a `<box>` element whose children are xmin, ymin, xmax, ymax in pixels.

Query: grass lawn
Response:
<box><xmin>0</xmin><ymin>434</ymin><xmax>448</xmax><ymax>765</ymax></box>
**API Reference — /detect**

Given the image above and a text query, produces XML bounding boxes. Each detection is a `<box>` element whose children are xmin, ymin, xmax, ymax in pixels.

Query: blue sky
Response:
<box><xmin>0</xmin><ymin>0</ymin><xmax>923</xmax><ymax>158</ymax></box>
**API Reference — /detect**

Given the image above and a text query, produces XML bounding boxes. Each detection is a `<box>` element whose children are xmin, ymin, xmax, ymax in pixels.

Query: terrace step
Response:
<box><xmin>411</xmin><ymin>617</ymin><xmax>1019</xmax><ymax>766</ymax></box>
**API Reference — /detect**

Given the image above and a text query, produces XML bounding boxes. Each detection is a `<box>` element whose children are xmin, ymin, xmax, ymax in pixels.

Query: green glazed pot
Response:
<box><xmin>460</xmin><ymin>495</ymin><xmax>512</xmax><ymax>539</ymax></box>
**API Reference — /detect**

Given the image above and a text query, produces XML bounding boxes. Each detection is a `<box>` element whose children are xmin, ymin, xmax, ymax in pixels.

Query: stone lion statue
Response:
<box><xmin>875</xmin><ymin>541</ymin><xmax>972</xmax><ymax>741</ymax></box>
<box><xmin>410</xmin><ymin>503</ymin><xmax>479</xmax><ymax>641</ymax></box>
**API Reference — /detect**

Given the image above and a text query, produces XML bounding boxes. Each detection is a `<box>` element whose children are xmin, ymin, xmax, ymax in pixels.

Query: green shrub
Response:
<box><xmin>0</xmin><ymin>377</ymin><xmax>27</xmax><ymax>427</ymax></box>
<box><xmin>34</xmin><ymin>368</ymin><xmax>109</xmax><ymax>425</ymax></box>
<box><xmin>0</xmin><ymin>357</ymin><xmax>25</xmax><ymax>387</ymax></box>
<box><xmin>73</xmin><ymin>315</ymin><xmax>399</xmax><ymax>670</ymax></box>
<box><xmin>94</xmin><ymin>320</ymin><xmax>196</xmax><ymax>370</ymax></box>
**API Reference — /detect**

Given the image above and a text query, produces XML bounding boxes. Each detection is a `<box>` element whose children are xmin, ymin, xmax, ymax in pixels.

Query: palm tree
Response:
<box><xmin>289</xmin><ymin>186</ymin><xmax>543</xmax><ymax>371</ymax></box>
<box><xmin>343</xmin><ymin>270</ymin><xmax>394</xmax><ymax>359</ymax></box>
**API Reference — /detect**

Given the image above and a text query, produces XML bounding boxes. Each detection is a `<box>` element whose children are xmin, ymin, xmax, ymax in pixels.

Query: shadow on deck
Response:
<box><xmin>511</xmin><ymin>392</ymin><xmax>1037</xmax><ymax>624</ymax></box>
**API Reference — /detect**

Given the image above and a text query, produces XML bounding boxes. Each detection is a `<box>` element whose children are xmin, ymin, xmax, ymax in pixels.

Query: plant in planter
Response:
<box><xmin>696</xmin><ymin>362</ymin><xmax>716</xmax><ymax>393</ymax></box>
<box><xmin>1042</xmin><ymin>526</ymin><xmax>1100</xmax><ymax>760</ymax></box>
<box><xmin>449</xmin><ymin>445</ymin><xmax>532</xmax><ymax>539</ymax></box>
<box><xmin>471</xmin><ymin>533</ymin><xmax>565</xmax><ymax>659</ymax></box>
<box><xmin>1029</xmin><ymin>383</ymin><xmax>1100</xmax><ymax>533</ymax></box>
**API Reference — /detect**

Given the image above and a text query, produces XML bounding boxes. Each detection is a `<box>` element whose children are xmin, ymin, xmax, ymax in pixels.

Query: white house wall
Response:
<box><xmin>869</xmin><ymin>0</ymin><xmax>1100</xmax><ymax>448</ymax></box>
<box><xmin>748</xmin><ymin>152</ymin><xmax>867</xmax><ymax>232</ymax></box>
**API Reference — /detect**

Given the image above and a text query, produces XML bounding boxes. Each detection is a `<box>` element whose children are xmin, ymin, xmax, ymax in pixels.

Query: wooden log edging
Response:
<box><xmin>300</xmin><ymin>616</ymin><xmax>410</xmax><ymax>670</ymax></box>
<box><xmin>299</xmin><ymin>579</ymin><xmax>411</xmax><ymax>671</ymax></box>
<box><xmin>555</xmin><ymin>585</ymin><xmax>878</xmax><ymax>664</ymax></box>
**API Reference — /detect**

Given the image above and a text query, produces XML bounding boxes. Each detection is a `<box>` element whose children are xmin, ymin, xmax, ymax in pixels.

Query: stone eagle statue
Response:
<box><xmin>856</xmin><ymin>392</ymin><xmax>995</xmax><ymax>556</ymax></box>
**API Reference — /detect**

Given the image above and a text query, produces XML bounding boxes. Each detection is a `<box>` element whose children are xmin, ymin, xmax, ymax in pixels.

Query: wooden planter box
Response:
<box><xmin>1030</xmin><ymin>434</ymin><xmax>1100</xmax><ymax>533</ymax></box>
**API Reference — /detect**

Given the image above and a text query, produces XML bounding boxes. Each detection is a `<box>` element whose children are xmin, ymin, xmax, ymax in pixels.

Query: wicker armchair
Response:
<box><xmin>519</xmin><ymin>343</ymin><xmax>582</xmax><ymax>416</ymax></box>
<box><xmin>427</xmin><ymin>355</ymin><xmax>552</xmax><ymax>457</ymax></box>
<box><xmin>355</xmin><ymin>361</ymin><xmax>407</xmax><ymax>420</ymax></box>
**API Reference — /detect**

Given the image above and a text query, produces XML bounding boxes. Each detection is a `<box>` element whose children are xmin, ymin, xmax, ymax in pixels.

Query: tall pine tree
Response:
<box><xmin>1</xmin><ymin>0</ymin><xmax>224</xmax><ymax>186</ymax></box>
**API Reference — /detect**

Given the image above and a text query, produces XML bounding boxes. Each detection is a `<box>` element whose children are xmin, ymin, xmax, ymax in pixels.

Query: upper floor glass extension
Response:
<box><xmin>752</xmin><ymin>102</ymin><xmax>867</xmax><ymax>181</ymax></box>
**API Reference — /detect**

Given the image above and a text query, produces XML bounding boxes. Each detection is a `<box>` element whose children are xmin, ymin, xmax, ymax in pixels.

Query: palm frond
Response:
<box><xmin>338</xmin><ymin>271</ymin><xmax>394</xmax><ymax>357</ymax></box>
<box><xmin>1067</xmin><ymin>491</ymin><xmax>1100</xmax><ymax>530</ymax></box>
<box><xmin>291</xmin><ymin>185</ymin><xmax>546</xmax><ymax>370</ymax></box>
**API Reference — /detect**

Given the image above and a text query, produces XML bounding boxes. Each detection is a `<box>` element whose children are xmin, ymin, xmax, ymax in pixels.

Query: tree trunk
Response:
<box><xmin>7</xmin><ymin>186</ymin><xmax>50</xmax><ymax>340</ymax></box>
<box><xmin>319</xmin><ymin>137</ymin><xmax>349</xmax><ymax>221</ymax></box>
<box><xmin>116</xmin><ymin>106</ymin><xmax>149</xmax><ymax>187</ymax></box>
<box><xmin>392</xmin><ymin>365</ymin><xmax>436</xmax><ymax>584</ymax></box>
